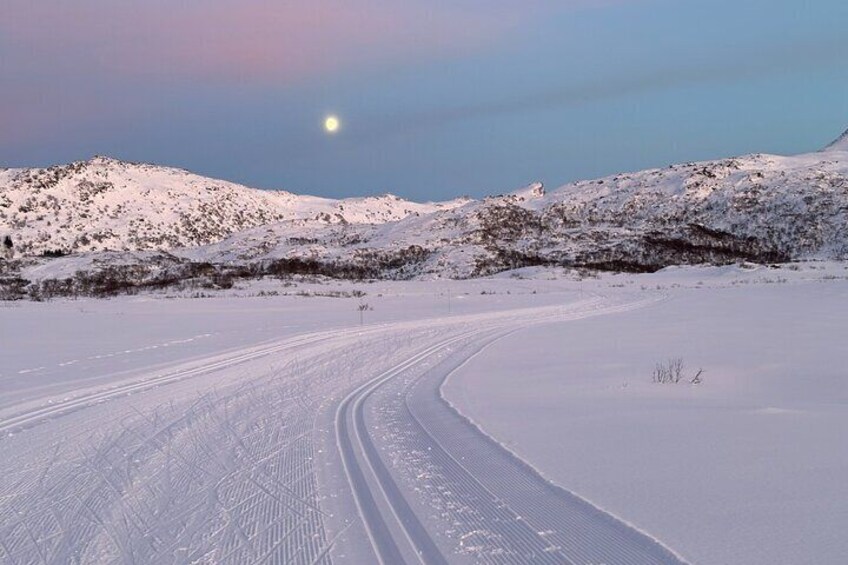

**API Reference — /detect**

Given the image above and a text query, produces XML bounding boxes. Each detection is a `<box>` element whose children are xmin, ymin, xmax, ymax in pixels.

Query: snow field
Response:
<box><xmin>444</xmin><ymin>275</ymin><xmax>848</xmax><ymax>564</ymax></box>
<box><xmin>2</xmin><ymin>263</ymin><xmax>846</xmax><ymax>563</ymax></box>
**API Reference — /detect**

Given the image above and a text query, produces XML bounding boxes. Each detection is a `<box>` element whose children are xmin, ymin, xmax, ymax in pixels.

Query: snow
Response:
<box><xmin>0</xmin><ymin>276</ymin><xmax>594</xmax><ymax>563</ymax></box>
<box><xmin>53</xmin><ymin>144</ymin><xmax>833</xmax><ymax>286</ymax></box>
<box><xmin>154</xmin><ymin>145</ymin><xmax>848</xmax><ymax>276</ymax></box>
<box><xmin>0</xmin><ymin>156</ymin><xmax>467</xmax><ymax>256</ymax></box>
<box><xmin>4</xmin><ymin>117</ymin><xmax>848</xmax><ymax>563</ymax></box>
<box><xmin>5</xmin><ymin>129</ymin><xmax>848</xmax><ymax>283</ymax></box>
<box><xmin>2</xmin><ymin>264</ymin><xmax>847</xmax><ymax>563</ymax></box>
<box><xmin>443</xmin><ymin>265</ymin><xmax>848</xmax><ymax>565</ymax></box>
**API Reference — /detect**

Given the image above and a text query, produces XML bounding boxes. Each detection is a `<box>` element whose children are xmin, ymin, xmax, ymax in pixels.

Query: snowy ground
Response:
<box><xmin>1</xmin><ymin>263</ymin><xmax>846</xmax><ymax>563</ymax></box>
<box><xmin>445</xmin><ymin>265</ymin><xmax>848</xmax><ymax>564</ymax></box>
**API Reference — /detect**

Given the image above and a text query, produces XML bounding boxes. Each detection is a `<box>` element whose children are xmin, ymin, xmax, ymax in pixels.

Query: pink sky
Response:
<box><xmin>1</xmin><ymin>0</ymin><xmax>580</xmax><ymax>144</ymax></box>
<box><xmin>1</xmin><ymin>1</ymin><xmax>574</xmax><ymax>83</ymax></box>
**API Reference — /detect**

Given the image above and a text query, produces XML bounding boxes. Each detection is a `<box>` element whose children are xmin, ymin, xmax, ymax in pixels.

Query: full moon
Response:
<box><xmin>324</xmin><ymin>115</ymin><xmax>340</xmax><ymax>134</ymax></box>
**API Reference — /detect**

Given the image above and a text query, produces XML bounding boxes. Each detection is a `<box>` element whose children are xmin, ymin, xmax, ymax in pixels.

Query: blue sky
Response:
<box><xmin>2</xmin><ymin>0</ymin><xmax>847</xmax><ymax>200</ymax></box>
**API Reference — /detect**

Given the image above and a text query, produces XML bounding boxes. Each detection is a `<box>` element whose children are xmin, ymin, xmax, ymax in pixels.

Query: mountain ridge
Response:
<box><xmin>824</xmin><ymin>128</ymin><xmax>848</xmax><ymax>152</ymax></box>
<box><xmin>2</xmin><ymin>131</ymin><xmax>847</xmax><ymax>298</ymax></box>
<box><xmin>0</xmin><ymin>155</ymin><xmax>467</xmax><ymax>257</ymax></box>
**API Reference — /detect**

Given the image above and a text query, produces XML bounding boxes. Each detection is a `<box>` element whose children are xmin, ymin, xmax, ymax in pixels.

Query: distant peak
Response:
<box><xmin>506</xmin><ymin>182</ymin><xmax>545</xmax><ymax>200</ymax></box>
<box><xmin>823</xmin><ymin>128</ymin><xmax>848</xmax><ymax>152</ymax></box>
<box><xmin>89</xmin><ymin>155</ymin><xmax>119</xmax><ymax>163</ymax></box>
<box><xmin>529</xmin><ymin>182</ymin><xmax>545</xmax><ymax>197</ymax></box>
<box><xmin>80</xmin><ymin>155</ymin><xmax>127</xmax><ymax>168</ymax></box>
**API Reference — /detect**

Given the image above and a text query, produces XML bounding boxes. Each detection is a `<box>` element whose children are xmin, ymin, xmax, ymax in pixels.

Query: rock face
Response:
<box><xmin>2</xmin><ymin>131</ymin><xmax>847</xmax><ymax>298</ymax></box>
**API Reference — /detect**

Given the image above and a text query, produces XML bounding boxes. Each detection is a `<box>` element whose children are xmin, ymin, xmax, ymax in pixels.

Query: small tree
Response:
<box><xmin>357</xmin><ymin>302</ymin><xmax>373</xmax><ymax>325</ymax></box>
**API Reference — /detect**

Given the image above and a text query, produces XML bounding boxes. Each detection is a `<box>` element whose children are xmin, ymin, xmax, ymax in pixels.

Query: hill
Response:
<box><xmin>2</xmin><ymin>131</ymin><xmax>846</xmax><ymax>298</ymax></box>
<box><xmin>0</xmin><ymin>156</ymin><xmax>465</xmax><ymax>257</ymax></box>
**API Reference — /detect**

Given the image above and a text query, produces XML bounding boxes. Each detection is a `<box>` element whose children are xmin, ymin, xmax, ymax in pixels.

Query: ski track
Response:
<box><xmin>6</xmin><ymin>333</ymin><xmax>215</xmax><ymax>379</ymax></box>
<box><xmin>334</xmin><ymin>294</ymin><xmax>684</xmax><ymax>564</ymax></box>
<box><xmin>1</xmin><ymin>291</ymin><xmax>684</xmax><ymax>564</ymax></box>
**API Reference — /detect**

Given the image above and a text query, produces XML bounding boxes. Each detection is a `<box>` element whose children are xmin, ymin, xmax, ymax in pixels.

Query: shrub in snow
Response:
<box><xmin>357</xmin><ymin>302</ymin><xmax>373</xmax><ymax>325</ymax></box>
<box><xmin>652</xmin><ymin>358</ymin><xmax>704</xmax><ymax>384</ymax></box>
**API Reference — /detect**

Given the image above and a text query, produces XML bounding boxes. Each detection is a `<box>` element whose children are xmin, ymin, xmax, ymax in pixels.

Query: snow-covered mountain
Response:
<box><xmin>2</xmin><ymin>129</ymin><xmax>847</xmax><ymax>298</ymax></box>
<box><xmin>0</xmin><ymin>156</ymin><xmax>467</xmax><ymax>257</ymax></box>
<box><xmin>824</xmin><ymin>127</ymin><xmax>848</xmax><ymax>152</ymax></box>
<box><xmin>170</xmin><ymin>136</ymin><xmax>847</xmax><ymax>278</ymax></box>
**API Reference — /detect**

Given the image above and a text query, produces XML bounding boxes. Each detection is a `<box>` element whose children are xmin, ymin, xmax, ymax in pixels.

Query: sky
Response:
<box><xmin>2</xmin><ymin>0</ymin><xmax>847</xmax><ymax>200</ymax></box>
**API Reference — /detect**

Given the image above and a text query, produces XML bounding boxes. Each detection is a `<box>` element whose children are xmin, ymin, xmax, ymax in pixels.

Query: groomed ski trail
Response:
<box><xmin>1</xmin><ymin>291</ymin><xmax>685</xmax><ymax>564</ymax></box>
<box><xmin>331</xmin><ymin>294</ymin><xmax>686</xmax><ymax>564</ymax></box>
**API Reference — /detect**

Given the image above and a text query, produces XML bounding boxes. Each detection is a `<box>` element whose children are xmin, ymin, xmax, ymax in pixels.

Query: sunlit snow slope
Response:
<box><xmin>0</xmin><ymin>156</ymin><xmax>466</xmax><ymax>256</ymax></box>
<box><xmin>2</xmin><ymin>127</ymin><xmax>847</xmax><ymax>298</ymax></box>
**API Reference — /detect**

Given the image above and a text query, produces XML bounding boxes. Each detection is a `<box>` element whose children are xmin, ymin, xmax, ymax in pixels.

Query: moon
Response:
<box><xmin>324</xmin><ymin>115</ymin><xmax>340</xmax><ymax>134</ymax></box>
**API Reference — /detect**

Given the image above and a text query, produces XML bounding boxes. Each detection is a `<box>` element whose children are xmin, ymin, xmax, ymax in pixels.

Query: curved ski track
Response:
<box><xmin>1</xmin><ymin>292</ymin><xmax>685</xmax><ymax>564</ymax></box>
<box><xmin>334</xmin><ymin>295</ymin><xmax>686</xmax><ymax>564</ymax></box>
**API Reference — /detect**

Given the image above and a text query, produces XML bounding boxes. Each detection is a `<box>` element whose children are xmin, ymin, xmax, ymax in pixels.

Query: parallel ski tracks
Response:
<box><xmin>0</xmin><ymin>325</ymin><xmax>377</xmax><ymax>434</ymax></box>
<box><xmin>335</xmin><ymin>331</ymin><xmax>481</xmax><ymax>564</ymax></box>
<box><xmin>1</xmin><ymin>330</ymin><xmax>343</xmax><ymax>564</ymax></box>
<box><xmin>404</xmin><ymin>337</ymin><xmax>687</xmax><ymax>564</ymax></box>
<box><xmin>1</xmin><ymin>291</ymin><xmax>681</xmax><ymax>564</ymax></box>
<box><xmin>0</xmin><ymin>299</ymin><xmax>608</xmax><ymax>435</ymax></box>
<box><xmin>333</xmin><ymin>294</ymin><xmax>685</xmax><ymax>564</ymax></box>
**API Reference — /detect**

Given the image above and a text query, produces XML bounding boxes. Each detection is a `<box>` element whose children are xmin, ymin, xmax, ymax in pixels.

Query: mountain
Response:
<box><xmin>176</xmin><ymin>148</ymin><xmax>846</xmax><ymax>279</ymax></box>
<box><xmin>2</xmin><ymin>130</ymin><xmax>847</xmax><ymax>298</ymax></box>
<box><xmin>823</xmin><ymin>128</ymin><xmax>848</xmax><ymax>152</ymax></box>
<box><xmin>0</xmin><ymin>156</ymin><xmax>467</xmax><ymax>257</ymax></box>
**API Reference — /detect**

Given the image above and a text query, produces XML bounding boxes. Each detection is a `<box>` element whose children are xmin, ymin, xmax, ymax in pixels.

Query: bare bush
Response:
<box><xmin>691</xmin><ymin>368</ymin><xmax>704</xmax><ymax>385</ymax></box>
<box><xmin>652</xmin><ymin>358</ymin><xmax>685</xmax><ymax>384</ymax></box>
<box><xmin>357</xmin><ymin>302</ymin><xmax>373</xmax><ymax>325</ymax></box>
<box><xmin>652</xmin><ymin>358</ymin><xmax>704</xmax><ymax>384</ymax></box>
